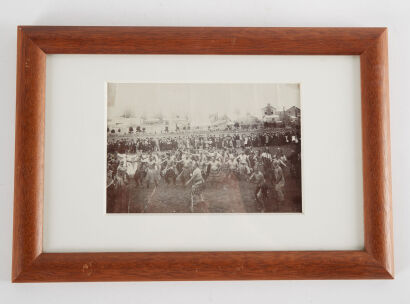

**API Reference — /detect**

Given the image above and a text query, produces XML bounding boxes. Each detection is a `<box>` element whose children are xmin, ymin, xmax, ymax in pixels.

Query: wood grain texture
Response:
<box><xmin>21</xmin><ymin>26</ymin><xmax>384</xmax><ymax>55</ymax></box>
<box><xmin>14</xmin><ymin>251</ymin><xmax>391</xmax><ymax>282</ymax></box>
<box><xmin>361</xmin><ymin>30</ymin><xmax>394</xmax><ymax>277</ymax></box>
<box><xmin>12</xmin><ymin>27</ymin><xmax>46</xmax><ymax>282</ymax></box>
<box><xmin>12</xmin><ymin>26</ymin><xmax>393</xmax><ymax>282</ymax></box>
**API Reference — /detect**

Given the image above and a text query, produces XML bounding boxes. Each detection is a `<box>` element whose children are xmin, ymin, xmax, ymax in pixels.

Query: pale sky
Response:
<box><xmin>107</xmin><ymin>83</ymin><xmax>300</xmax><ymax>125</ymax></box>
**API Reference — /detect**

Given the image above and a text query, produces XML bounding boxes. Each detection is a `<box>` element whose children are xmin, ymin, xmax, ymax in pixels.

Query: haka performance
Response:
<box><xmin>107</xmin><ymin>128</ymin><xmax>301</xmax><ymax>213</ymax></box>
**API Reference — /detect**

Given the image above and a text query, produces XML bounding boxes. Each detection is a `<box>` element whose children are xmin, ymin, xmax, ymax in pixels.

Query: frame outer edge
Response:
<box><xmin>361</xmin><ymin>29</ymin><xmax>394</xmax><ymax>277</ymax></box>
<box><xmin>12</xmin><ymin>27</ymin><xmax>46</xmax><ymax>282</ymax></box>
<box><xmin>11</xmin><ymin>26</ymin><xmax>394</xmax><ymax>282</ymax></box>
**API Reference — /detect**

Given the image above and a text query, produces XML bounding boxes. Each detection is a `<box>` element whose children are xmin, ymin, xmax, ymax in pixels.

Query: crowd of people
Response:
<box><xmin>107</xmin><ymin>128</ymin><xmax>301</xmax><ymax>213</ymax></box>
<box><xmin>107</xmin><ymin>128</ymin><xmax>300</xmax><ymax>154</ymax></box>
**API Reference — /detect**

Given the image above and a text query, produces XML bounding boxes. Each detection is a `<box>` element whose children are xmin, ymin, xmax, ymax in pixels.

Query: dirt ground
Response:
<box><xmin>109</xmin><ymin>174</ymin><xmax>302</xmax><ymax>213</ymax></box>
<box><xmin>107</xmin><ymin>144</ymin><xmax>302</xmax><ymax>213</ymax></box>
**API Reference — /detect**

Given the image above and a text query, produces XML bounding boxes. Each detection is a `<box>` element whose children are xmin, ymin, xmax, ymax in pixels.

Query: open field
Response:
<box><xmin>107</xmin><ymin>174</ymin><xmax>302</xmax><ymax>213</ymax></box>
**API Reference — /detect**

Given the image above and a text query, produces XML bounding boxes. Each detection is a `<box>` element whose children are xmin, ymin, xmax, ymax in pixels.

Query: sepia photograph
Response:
<box><xmin>106</xmin><ymin>83</ymin><xmax>302</xmax><ymax>213</ymax></box>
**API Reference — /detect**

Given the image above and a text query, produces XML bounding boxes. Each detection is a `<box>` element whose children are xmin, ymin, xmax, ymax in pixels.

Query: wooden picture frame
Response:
<box><xmin>12</xmin><ymin>26</ymin><xmax>393</xmax><ymax>282</ymax></box>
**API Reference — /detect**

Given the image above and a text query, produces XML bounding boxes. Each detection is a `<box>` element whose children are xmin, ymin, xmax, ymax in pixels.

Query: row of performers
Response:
<box><xmin>107</xmin><ymin>148</ymin><xmax>299</xmax><ymax>212</ymax></box>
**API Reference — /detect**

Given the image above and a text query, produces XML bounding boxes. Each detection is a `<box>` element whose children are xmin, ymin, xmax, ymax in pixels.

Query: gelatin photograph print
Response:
<box><xmin>106</xmin><ymin>83</ymin><xmax>302</xmax><ymax>213</ymax></box>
